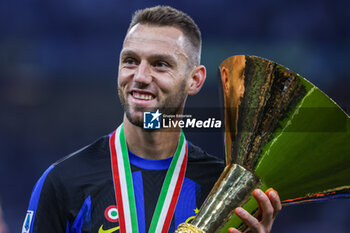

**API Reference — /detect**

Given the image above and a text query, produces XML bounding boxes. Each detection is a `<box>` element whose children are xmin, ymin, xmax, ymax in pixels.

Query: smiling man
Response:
<box><xmin>23</xmin><ymin>6</ymin><xmax>281</xmax><ymax>233</ymax></box>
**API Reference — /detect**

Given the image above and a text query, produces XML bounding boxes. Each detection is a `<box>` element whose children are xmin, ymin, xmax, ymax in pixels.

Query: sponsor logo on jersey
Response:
<box><xmin>98</xmin><ymin>225</ymin><xmax>120</xmax><ymax>233</ymax></box>
<box><xmin>104</xmin><ymin>205</ymin><xmax>119</xmax><ymax>222</ymax></box>
<box><xmin>143</xmin><ymin>110</ymin><xmax>161</xmax><ymax>129</ymax></box>
<box><xmin>22</xmin><ymin>210</ymin><xmax>34</xmax><ymax>233</ymax></box>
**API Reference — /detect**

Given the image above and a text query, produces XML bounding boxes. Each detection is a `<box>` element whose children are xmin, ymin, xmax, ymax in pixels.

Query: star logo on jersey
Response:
<box><xmin>143</xmin><ymin>109</ymin><xmax>162</xmax><ymax>129</ymax></box>
<box><xmin>98</xmin><ymin>225</ymin><xmax>120</xmax><ymax>233</ymax></box>
<box><xmin>185</xmin><ymin>208</ymin><xmax>199</xmax><ymax>223</ymax></box>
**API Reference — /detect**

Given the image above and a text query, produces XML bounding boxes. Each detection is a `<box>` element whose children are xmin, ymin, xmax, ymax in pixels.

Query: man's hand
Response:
<box><xmin>228</xmin><ymin>188</ymin><xmax>282</xmax><ymax>233</ymax></box>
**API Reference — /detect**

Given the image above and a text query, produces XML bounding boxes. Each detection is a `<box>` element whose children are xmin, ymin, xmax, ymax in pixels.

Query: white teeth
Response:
<box><xmin>133</xmin><ymin>92</ymin><xmax>154</xmax><ymax>100</ymax></box>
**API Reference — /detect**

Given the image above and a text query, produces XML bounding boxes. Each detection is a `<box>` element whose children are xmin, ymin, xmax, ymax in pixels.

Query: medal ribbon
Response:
<box><xmin>109</xmin><ymin>124</ymin><xmax>188</xmax><ymax>233</ymax></box>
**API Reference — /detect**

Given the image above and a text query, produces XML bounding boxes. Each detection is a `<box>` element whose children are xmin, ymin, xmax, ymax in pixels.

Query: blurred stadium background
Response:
<box><xmin>0</xmin><ymin>0</ymin><xmax>349</xmax><ymax>232</ymax></box>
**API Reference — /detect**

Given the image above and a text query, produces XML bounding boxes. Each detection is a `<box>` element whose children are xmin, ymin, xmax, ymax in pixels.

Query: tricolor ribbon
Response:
<box><xmin>109</xmin><ymin>124</ymin><xmax>188</xmax><ymax>233</ymax></box>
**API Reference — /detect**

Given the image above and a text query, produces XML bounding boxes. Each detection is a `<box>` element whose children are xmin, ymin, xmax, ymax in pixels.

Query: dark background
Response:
<box><xmin>1</xmin><ymin>0</ymin><xmax>349</xmax><ymax>232</ymax></box>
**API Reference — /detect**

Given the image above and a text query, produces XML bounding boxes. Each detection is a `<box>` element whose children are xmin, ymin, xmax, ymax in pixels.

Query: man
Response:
<box><xmin>23</xmin><ymin>6</ymin><xmax>281</xmax><ymax>233</ymax></box>
<box><xmin>220</xmin><ymin>55</ymin><xmax>246</xmax><ymax>162</ymax></box>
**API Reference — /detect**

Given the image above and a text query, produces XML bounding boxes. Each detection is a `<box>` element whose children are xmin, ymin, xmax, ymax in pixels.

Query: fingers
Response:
<box><xmin>265</xmin><ymin>188</ymin><xmax>282</xmax><ymax>218</ymax></box>
<box><xmin>252</xmin><ymin>189</ymin><xmax>274</xmax><ymax>227</ymax></box>
<box><xmin>228</xmin><ymin>227</ymin><xmax>241</xmax><ymax>233</ymax></box>
<box><xmin>232</xmin><ymin>188</ymin><xmax>282</xmax><ymax>233</ymax></box>
<box><xmin>234</xmin><ymin>207</ymin><xmax>262</xmax><ymax>233</ymax></box>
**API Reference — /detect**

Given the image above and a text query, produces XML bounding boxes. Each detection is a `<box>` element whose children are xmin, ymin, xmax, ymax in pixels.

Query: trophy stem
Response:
<box><xmin>176</xmin><ymin>164</ymin><xmax>261</xmax><ymax>233</ymax></box>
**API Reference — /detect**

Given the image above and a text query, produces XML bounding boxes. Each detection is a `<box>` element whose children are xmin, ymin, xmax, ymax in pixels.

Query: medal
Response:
<box><xmin>109</xmin><ymin>124</ymin><xmax>188</xmax><ymax>233</ymax></box>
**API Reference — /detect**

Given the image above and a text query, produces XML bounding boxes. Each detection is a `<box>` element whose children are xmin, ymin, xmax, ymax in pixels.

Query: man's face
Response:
<box><xmin>229</xmin><ymin>57</ymin><xmax>245</xmax><ymax>110</ymax></box>
<box><xmin>118</xmin><ymin>24</ymin><xmax>191</xmax><ymax>127</ymax></box>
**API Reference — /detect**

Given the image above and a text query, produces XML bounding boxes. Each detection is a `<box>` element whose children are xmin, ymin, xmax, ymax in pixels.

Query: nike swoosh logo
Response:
<box><xmin>98</xmin><ymin>225</ymin><xmax>120</xmax><ymax>233</ymax></box>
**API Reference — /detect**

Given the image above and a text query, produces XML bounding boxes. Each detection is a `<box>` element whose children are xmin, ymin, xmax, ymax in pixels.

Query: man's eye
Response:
<box><xmin>124</xmin><ymin>58</ymin><xmax>137</xmax><ymax>65</ymax></box>
<box><xmin>153</xmin><ymin>61</ymin><xmax>169</xmax><ymax>68</ymax></box>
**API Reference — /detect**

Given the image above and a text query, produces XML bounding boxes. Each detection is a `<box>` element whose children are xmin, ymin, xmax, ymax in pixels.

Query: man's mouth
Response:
<box><xmin>131</xmin><ymin>91</ymin><xmax>155</xmax><ymax>100</ymax></box>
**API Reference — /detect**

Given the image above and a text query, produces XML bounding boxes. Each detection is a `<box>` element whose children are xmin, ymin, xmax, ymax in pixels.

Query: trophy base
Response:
<box><xmin>175</xmin><ymin>223</ymin><xmax>205</xmax><ymax>233</ymax></box>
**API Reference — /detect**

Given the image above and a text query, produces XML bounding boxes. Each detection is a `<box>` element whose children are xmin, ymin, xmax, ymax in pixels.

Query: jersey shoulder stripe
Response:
<box><xmin>22</xmin><ymin>165</ymin><xmax>55</xmax><ymax>233</ymax></box>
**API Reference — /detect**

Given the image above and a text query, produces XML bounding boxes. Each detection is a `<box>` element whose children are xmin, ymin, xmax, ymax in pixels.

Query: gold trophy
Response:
<box><xmin>176</xmin><ymin>55</ymin><xmax>350</xmax><ymax>233</ymax></box>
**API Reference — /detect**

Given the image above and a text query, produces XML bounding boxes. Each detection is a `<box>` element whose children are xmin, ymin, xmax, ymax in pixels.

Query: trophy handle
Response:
<box><xmin>176</xmin><ymin>164</ymin><xmax>261</xmax><ymax>233</ymax></box>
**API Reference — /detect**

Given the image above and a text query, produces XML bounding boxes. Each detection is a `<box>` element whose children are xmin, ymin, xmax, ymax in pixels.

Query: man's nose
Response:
<box><xmin>134</xmin><ymin>61</ymin><xmax>152</xmax><ymax>84</ymax></box>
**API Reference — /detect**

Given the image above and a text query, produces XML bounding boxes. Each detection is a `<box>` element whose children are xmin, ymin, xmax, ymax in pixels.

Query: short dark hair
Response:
<box><xmin>128</xmin><ymin>5</ymin><xmax>201</xmax><ymax>66</ymax></box>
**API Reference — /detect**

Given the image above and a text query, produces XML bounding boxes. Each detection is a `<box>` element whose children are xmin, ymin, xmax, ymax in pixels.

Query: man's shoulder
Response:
<box><xmin>44</xmin><ymin>135</ymin><xmax>111</xmax><ymax>184</ymax></box>
<box><xmin>55</xmin><ymin>135</ymin><xmax>110</xmax><ymax>166</ymax></box>
<box><xmin>187</xmin><ymin>141</ymin><xmax>224</xmax><ymax>166</ymax></box>
<box><xmin>27</xmin><ymin>135</ymin><xmax>114</xmax><ymax>228</ymax></box>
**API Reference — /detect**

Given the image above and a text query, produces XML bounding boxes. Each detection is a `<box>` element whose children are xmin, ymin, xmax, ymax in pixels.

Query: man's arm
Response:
<box><xmin>228</xmin><ymin>188</ymin><xmax>282</xmax><ymax>233</ymax></box>
<box><xmin>22</xmin><ymin>165</ymin><xmax>66</xmax><ymax>233</ymax></box>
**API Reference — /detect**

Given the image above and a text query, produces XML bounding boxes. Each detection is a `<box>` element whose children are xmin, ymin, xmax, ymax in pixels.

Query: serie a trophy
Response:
<box><xmin>175</xmin><ymin>55</ymin><xmax>350</xmax><ymax>232</ymax></box>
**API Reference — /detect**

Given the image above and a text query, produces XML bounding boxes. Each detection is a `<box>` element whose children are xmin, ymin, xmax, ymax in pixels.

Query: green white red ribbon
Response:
<box><xmin>109</xmin><ymin>124</ymin><xmax>188</xmax><ymax>233</ymax></box>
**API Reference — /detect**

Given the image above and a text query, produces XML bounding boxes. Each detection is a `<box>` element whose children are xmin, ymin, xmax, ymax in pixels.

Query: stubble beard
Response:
<box><xmin>118</xmin><ymin>80</ymin><xmax>187</xmax><ymax>128</ymax></box>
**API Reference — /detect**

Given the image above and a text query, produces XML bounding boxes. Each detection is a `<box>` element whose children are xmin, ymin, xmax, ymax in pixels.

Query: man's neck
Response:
<box><xmin>123</xmin><ymin>116</ymin><xmax>181</xmax><ymax>160</ymax></box>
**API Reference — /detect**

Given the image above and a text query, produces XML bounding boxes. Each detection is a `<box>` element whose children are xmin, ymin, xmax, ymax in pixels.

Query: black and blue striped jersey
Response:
<box><xmin>23</xmin><ymin>134</ymin><xmax>224</xmax><ymax>233</ymax></box>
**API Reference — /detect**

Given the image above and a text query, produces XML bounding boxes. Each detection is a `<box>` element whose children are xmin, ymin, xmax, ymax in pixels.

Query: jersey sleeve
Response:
<box><xmin>22</xmin><ymin>165</ymin><xmax>67</xmax><ymax>233</ymax></box>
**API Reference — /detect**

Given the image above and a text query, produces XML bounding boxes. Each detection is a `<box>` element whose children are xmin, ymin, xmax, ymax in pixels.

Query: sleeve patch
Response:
<box><xmin>22</xmin><ymin>210</ymin><xmax>34</xmax><ymax>233</ymax></box>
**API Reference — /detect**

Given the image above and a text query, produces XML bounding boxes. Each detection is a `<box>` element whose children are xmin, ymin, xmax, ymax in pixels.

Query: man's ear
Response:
<box><xmin>221</xmin><ymin>66</ymin><xmax>229</xmax><ymax>93</ymax></box>
<box><xmin>187</xmin><ymin>65</ymin><xmax>206</xmax><ymax>95</ymax></box>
